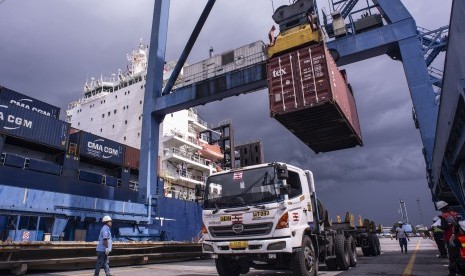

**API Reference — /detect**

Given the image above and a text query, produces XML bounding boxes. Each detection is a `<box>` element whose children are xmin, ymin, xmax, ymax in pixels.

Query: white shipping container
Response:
<box><xmin>182</xmin><ymin>41</ymin><xmax>267</xmax><ymax>87</ymax></box>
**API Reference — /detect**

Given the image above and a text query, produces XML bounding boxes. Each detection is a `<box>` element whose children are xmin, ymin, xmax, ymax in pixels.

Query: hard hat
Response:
<box><xmin>436</xmin><ymin>201</ymin><xmax>449</xmax><ymax>210</ymax></box>
<box><xmin>432</xmin><ymin>216</ymin><xmax>440</xmax><ymax>222</ymax></box>
<box><xmin>398</xmin><ymin>221</ymin><xmax>403</xmax><ymax>224</ymax></box>
<box><xmin>102</xmin><ymin>215</ymin><xmax>112</xmax><ymax>223</ymax></box>
<box><xmin>460</xmin><ymin>221</ymin><xmax>465</xmax><ymax>232</ymax></box>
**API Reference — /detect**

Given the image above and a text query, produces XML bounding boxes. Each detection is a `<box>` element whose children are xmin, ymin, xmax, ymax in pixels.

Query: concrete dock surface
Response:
<box><xmin>27</xmin><ymin>237</ymin><xmax>450</xmax><ymax>276</ymax></box>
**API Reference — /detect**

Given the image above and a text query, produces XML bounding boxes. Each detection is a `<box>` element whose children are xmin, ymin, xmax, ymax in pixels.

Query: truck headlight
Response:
<box><xmin>203</xmin><ymin>243</ymin><xmax>214</xmax><ymax>252</ymax></box>
<box><xmin>267</xmin><ymin>241</ymin><xmax>286</xmax><ymax>250</ymax></box>
<box><xmin>276</xmin><ymin>212</ymin><xmax>289</xmax><ymax>229</ymax></box>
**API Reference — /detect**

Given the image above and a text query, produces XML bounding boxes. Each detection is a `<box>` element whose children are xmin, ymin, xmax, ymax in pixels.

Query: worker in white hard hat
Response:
<box><xmin>431</xmin><ymin>216</ymin><xmax>447</xmax><ymax>258</ymax></box>
<box><xmin>94</xmin><ymin>215</ymin><xmax>114</xmax><ymax>276</ymax></box>
<box><xmin>437</xmin><ymin>201</ymin><xmax>459</xmax><ymax>276</ymax></box>
<box><xmin>395</xmin><ymin>221</ymin><xmax>409</xmax><ymax>254</ymax></box>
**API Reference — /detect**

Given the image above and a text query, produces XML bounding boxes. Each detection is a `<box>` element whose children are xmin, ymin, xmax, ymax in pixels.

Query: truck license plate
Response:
<box><xmin>229</xmin><ymin>241</ymin><xmax>248</xmax><ymax>249</ymax></box>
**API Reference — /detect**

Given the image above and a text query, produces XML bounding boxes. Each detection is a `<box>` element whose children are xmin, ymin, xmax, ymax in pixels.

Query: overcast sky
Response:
<box><xmin>0</xmin><ymin>0</ymin><xmax>453</xmax><ymax>227</ymax></box>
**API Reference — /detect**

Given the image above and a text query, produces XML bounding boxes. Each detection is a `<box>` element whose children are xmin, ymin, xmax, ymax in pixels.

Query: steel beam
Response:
<box><xmin>139</xmin><ymin>0</ymin><xmax>170</xmax><ymax>220</ymax></box>
<box><xmin>162</xmin><ymin>0</ymin><xmax>216</xmax><ymax>96</ymax></box>
<box><xmin>373</xmin><ymin>0</ymin><xmax>411</xmax><ymax>23</ymax></box>
<box><xmin>441</xmin><ymin>160</ymin><xmax>465</xmax><ymax>211</ymax></box>
<box><xmin>398</xmin><ymin>37</ymin><xmax>439</xmax><ymax>166</ymax></box>
<box><xmin>326</xmin><ymin>18</ymin><xmax>417</xmax><ymax>66</ymax></box>
<box><xmin>154</xmin><ymin>63</ymin><xmax>267</xmax><ymax>115</ymax></box>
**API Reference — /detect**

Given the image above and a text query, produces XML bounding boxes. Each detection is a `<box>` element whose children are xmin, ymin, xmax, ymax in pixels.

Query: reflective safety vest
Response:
<box><xmin>457</xmin><ymin>235</ymin><xmax>465</xmax><ymax>259</ymax></box>
<box><xmin>441</xmin><ymin>211</ymin><xmax>458</xmax><ymax>242</ymax></box>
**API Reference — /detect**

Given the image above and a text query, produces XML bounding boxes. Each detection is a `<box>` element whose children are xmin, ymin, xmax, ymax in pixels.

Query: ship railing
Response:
<box><xmin>188</xmin><ymin>109</ymin><xmax>208</xmax><ymax>128</ymax></box>
<box><xmin>166</xmin><ymin>130</ymin><xmax>199</xmax><ymax>145</ymax></box>
<box><xmin>161</xmin><ymin>169</ymin><xmax>206</xmax><ymax>183</ymax></box>
<box><xmin>166</xmin><ymin>148</ymin><xmax>209</xmax><ymax>166</ymax></box>
<box><xmin>129</xmin><ymin>181</ymin><xmax>138</xmax><ymax>191</ymax></box>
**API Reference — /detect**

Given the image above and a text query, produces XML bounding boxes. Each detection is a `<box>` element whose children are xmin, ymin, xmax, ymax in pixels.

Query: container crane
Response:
<box><xmin>138</xmin><ymin>0</ymin><xmax>456</xmax><ymax>232</ymax></box>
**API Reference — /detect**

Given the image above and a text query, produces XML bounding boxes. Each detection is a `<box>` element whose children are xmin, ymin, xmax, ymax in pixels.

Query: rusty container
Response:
<box><xmin>267</xmin><ymin>44</ymin><xmax>362</xmax><ymax>153</ymax></box>
<box><xmin>124</xmin><ymin>145</ymin><xmax>140</xmax><ymax>170</ymax></box>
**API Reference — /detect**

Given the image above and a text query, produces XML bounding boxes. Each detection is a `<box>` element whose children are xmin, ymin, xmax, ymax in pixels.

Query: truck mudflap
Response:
<box><xmin>203</xmin><ymin>236</ymin><xmax>294</xmax><ymax>254</ymax></box>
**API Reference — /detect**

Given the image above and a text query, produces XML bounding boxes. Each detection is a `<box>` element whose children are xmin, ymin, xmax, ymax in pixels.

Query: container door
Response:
<box><xmin>295</xmin><ymin>45</ymin><xmax>332</xmax><ymax>106</ymax></box>
<box><xmin>268</xmin><ymin>53</ymin><xmax>302</xmax><ymax>115</ymax></box>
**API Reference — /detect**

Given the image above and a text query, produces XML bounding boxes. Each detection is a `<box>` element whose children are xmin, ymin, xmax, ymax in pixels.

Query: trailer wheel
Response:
<box><xmin>215</xmin><ymin>255</ymin><xmax>240</xmax><ymax>276</ymax></box>
<box><xmin>345</xmin><ymin>236</ymin><xmax>357</xmax><ymax>267</ymax></box>
<box><xmin>292</xmin><ymin>236</ymin><xmax>318</xmax><ymax>276</ymax></box>
<box><xmin>362</xmin><ymin>245</ymin><xmax>371</xmax><ymax>257</ymax></box>
<box><xmin>374</xmin><ymin>235</ymin><xmax>381</xmax><ymax>255</ymax></box>
<box><xmin>366</xmin><ymin>234</ymin><xmax>377</xmax><ymax>256</ymax></box>
<box><xmin>335</xmin><ymin>234</ymin><xmax>350</xmax><ymax>270</ymax></box>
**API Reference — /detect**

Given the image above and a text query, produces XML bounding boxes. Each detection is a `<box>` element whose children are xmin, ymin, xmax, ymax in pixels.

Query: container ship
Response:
<box><xmin>0</xmin><ymin>40</ymin><xmax>252</xmax><ymax>242</ymax></box>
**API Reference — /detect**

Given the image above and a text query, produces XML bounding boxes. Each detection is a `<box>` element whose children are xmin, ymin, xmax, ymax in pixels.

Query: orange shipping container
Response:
<box><xmin>267</xmin><ymin>44</ymin><xmax>362</xmax><ymax>153</ymax></box>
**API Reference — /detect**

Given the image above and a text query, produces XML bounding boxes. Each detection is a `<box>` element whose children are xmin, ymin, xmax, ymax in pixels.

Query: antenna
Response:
<box><xmin>209</xmin><ymin>47</ymin><xmax>214</xmax><ymax>58</ymax></box>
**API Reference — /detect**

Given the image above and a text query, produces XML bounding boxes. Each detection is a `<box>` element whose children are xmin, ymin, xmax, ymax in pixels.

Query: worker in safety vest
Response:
<box><xmin>437</xmin><ymin>201</ymin><xmax>459</xmax><ymax>276</ymax></box>
<box><xmin>431</xmin><ymin>216</ymin><xmax>447</xmax><ymax>258</ymax></box>
<box><xmin>448</xmin><ymin>221</ymin><xmax>465</xmax><ymax>275</ymax></box>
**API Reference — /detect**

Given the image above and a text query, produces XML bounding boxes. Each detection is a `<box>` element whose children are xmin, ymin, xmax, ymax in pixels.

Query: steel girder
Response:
<box><xmin>139</xmin><ymin>0</ymin><xmax>170</xmax><ymax>222</ymax></box>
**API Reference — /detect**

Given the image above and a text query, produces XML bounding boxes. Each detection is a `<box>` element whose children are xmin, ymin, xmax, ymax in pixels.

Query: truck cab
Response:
<box><xmin>200</xmin><ymin>162</ymin><xmax>322</xmax><ymax>276</ymax></box>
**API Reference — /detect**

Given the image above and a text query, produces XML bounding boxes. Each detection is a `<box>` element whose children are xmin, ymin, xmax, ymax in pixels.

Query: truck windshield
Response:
<box><xmin>204</xmin><ymin>166</ymin><xmax>279</xmax><ymax>210</ymax></box>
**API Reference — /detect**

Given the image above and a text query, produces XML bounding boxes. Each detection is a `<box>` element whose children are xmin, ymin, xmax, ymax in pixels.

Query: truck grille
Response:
<box><xmin>209</xmin><ymin>223</ymin><xmax>273</xmax><ymax>238</ymax></box>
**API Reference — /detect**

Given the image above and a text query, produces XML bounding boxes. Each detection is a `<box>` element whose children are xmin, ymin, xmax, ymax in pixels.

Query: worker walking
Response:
<box><xmin>95</xmin><ymin>215</ymin><xmax>114</xmax><ymax>276</ymax></box>
<box><xmin>431</xmin><ymin>216</ymin><xmax>447</xmax><ymax>258</ymax></box>
<box><xmin>396</xmin><ymin>221</ymin><xmax>410</xmax><ymax>254</ymax></box>
<box><xmin>437</xmin><ymin>201</ymin><xmax>459</xmax><ymax>276</ymax></box>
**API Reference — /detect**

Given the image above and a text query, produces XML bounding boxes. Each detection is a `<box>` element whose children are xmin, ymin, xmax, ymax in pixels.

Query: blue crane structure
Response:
<box><xmin>0</xmin><ymin>0</ymin><xmax>458</xmax><ymax>242</ymax></box>
<box><xmin>139</xmin><ymin>0</ymin><xmax>461</xmax><ymax>226</ymax></box>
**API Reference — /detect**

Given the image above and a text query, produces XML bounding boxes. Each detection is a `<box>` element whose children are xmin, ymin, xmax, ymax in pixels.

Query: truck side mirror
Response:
<box><xmin>195</xmin><ymin>184</ymin><xmax>204</xmax><ymax>202</ymax></box>
<box><xmin>277</xmin><ymin>164</ymin><xmax>289</xmax><ymax>180</ymax></box>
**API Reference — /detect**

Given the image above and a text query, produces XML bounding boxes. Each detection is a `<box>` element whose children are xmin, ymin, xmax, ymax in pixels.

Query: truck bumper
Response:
<box><xmin>203</xmin><ymin>237</ymin><xmax>293</xmax><ymax>254</ymax></box>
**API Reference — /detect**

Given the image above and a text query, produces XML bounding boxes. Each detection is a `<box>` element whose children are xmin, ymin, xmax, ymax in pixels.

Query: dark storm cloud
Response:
<box><xmin>0</xmin><ymin>0</ymin><xmax>452</xmax><ymax>226</ymax></box>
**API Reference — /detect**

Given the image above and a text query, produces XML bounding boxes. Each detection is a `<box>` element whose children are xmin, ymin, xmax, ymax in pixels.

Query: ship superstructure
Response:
<box><xmin>66</xmin><ymin>40</ymin><xmax>223</xmax><ymax>201</ymax></box>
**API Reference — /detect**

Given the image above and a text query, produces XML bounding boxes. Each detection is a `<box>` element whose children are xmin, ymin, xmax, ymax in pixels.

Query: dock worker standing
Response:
<box><xmin>396</xmin><ymin>221</ymin><xmax>409</xmax><ymax>254</ymax></box>
<box><xmin>437</xmin><ymin>201</ymin><xmax>459</xmax><ymax>276</ymax></box>
<box><xmin>95</xmin><ymin>215</ymin><xmax>114</xmax><ymax>276</ymax></box>
<box><xmin>431</xmin><ymin>216</ymin><xmax>447</xmax><ymax>258</ymax></box>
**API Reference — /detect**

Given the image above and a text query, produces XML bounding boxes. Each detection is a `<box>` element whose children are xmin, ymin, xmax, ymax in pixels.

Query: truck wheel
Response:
<box><xmin>215</xmin><ymin>256</ymin><xmax>240</xmax><ymax>276</ymax></box>
<box><xmin>335</xmin><ymin>234</ymin><xmax>350</xmax><ymax>270</ymax></box>
<box><xmin>374</xmin><ymin>235</ymin><xmax>381</xmax><ymax>255</ymax></box>
<box><xmin>345</xmin><ymin>236</ymin><xmax>357</xmax><ymax>267</ymax></box>
<box><xmin>292</xmin><ymin>236</ymin><xmax>318</xmax><ymax>276</ymax></box>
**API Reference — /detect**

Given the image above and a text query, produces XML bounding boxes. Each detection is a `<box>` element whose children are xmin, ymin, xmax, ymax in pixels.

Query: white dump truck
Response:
<box><xmin>198</xmin><ymin>163</ymin><xmax>380</xmax><ymax>276</ymax></box>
